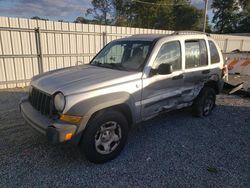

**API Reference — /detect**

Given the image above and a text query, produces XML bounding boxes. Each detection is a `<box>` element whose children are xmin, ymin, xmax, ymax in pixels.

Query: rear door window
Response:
<box><xmin>208</xmin><ymin>40</ymin><xmax>220</xmax><ymax>64</ymax></box>
<box><xmin>185</xmin><ymin>40</ymin><xmax>208</xmax><ymax>69</ymax></box>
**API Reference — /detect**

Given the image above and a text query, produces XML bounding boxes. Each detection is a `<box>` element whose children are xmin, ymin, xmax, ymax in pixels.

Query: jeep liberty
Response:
<box><xmin>20</xmin><ymin>31</ymin><xmax>224</xmax><ymax>163</ymax></box>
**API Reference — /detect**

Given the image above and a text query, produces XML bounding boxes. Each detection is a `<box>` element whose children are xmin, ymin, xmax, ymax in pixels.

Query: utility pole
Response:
<box><xmin>203</xmin><ymin>0</ymin><xmax>208</xmax><ymax>32</ymax></box>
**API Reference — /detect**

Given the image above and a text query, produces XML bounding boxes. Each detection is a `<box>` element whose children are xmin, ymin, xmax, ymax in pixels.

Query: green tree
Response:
<box><xmin>86</xmin><ymin>0</ymin><xmax>115</xmax><ymax>24</ymax></box>
<box><xmin>237</xmin><ymin>0</ymin><xmax>250</xmax><ymax>32</ymax></box>
<box><xmin>117</xmin><ymin>0</ymin><xmax>203</xmax><ymax>30</ymax></box>
<box><xmin>112</xmin><ymin>0</ymin><xmax>125</xmax><ymax>25</ymax></box>
<box><xmin>74</xmin><ymin>17</ymin><xmax>89</xmax><ymax>23</ymax></box>
<box><xmin>112</xmin><ymin>0</ymin><xmax>135</xmax><ymax>26</ymax></box>
<box><xmin>118</xmin><ymin>0</ymin><xmax>175</xmax><ymax>29</ymax></box>
<box><xmin>85</xmin><ymin>0</ymin><xmax>208</xmax><ymax>31</ymax></box>
<box><xmin>211</xmin><ymin>0</ymin><xmax>240</xmax><ymax>33</ymax></box>
<box><xmin>31</xmin><ymin>16</ymin><xmax>48</xmax><ymax>21</ymax></box>
<box><xmin>172</xmin><ymin>4</ymin><xmax>203</xmax><ymax>31</ymax></box>
<box><xmin>74</xmin><ymin>17</ymin><xmax>100</xmax><ymax>24</ymax></box>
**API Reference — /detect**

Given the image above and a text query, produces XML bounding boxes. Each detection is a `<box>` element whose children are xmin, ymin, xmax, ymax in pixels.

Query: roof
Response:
<box><xmin>114</xmin><ymin>31</ymin><xmax>212</xmax><ymax>43</ymax></box>
<box><xmin>128</xmin><ymin>34</ymin><xmax>170</xmax><ymax>41</ymax></box>
<box><xmin>121</xmin><ymin>31</ymin><xmax>210</xmax><ymax>42</ymax></box>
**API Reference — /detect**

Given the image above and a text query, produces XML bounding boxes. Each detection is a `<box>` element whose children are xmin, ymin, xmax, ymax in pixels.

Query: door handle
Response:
<box><xmin>202</xmin><ymin>70</ymin><xmax>210</xmax><ymax>74</ymax></box>
<box><xmin>172</xmin><ymin>74</ymin><xmax>184</xmax><ymax>80</ymax></box>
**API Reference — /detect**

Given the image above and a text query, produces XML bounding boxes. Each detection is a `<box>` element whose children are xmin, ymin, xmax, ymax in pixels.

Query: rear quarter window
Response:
<box><xmin>208</xmin><ymin>40</ymin><xmax>220</xmax><ymax>64</ymax></box>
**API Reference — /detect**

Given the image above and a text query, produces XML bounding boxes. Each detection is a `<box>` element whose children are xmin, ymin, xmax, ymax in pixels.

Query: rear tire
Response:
<box><xmin>192</xmin><ymin>87</ymin><xmax>216</xmax><ymax>117</ymax></box>
<box><xmin>80</xmin><ymin>110</ymin><xmax>129</xmax><ymax>163</ymax></box>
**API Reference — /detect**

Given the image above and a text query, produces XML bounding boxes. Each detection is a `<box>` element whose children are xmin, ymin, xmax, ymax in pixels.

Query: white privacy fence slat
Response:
<box><xmin>0</xmin><ymin>16</ymin><xmax>250</xmax><ymax>89</ymax></box>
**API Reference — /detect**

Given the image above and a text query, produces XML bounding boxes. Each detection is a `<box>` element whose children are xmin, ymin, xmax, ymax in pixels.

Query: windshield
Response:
<box><xmin>90</xmin><ymin>40</ymin><xmax>152</xmax><ymax>71</ymax></box>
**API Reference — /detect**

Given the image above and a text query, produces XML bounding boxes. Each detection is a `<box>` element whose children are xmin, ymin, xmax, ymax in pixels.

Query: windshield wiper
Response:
<box><xmin>91</xmin><ymin>60</ymin><xmax>102</xmax><ymax>66</ymax></box>
<box><xmin>106</xmin><ymin>63</ymin><xmax>135</xmax><ymax>71</ymax></box>
<box><xmin>107</xmin><ymin>63</ymin><xmax>124</xmax><ymax>70</ymax></box>
<box><xmin>91</xmin><ymin>61</ymin><xmax>134</xmax><ymax>71</ymax></box>
<box><xmin>91</xmin><ymin>61</ymin><xmax>111</xmax><ymax>68</ymax></box>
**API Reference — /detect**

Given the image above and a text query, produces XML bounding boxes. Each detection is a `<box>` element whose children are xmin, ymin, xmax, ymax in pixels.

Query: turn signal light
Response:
<box><xmin>65</xmin><ymin>133</ymin><xmax>73</xmax><ymax>141</ymax></box>
<box><xmin>60</xmin><ymin>114</ymin><xmax>82</xmax><ymax>123</ymax></box>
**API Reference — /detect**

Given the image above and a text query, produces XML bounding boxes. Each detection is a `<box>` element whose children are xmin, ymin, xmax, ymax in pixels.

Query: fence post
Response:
<box><xmin>102</xmin><ymin>32</ymin><xmax>107</xmax><ymax>47</ymax></box>
<box><xmin>35</xmin><ymin>27</ymin><xmax>44</xmax><ymax>74</ymax></box>
<box><xmin>223</xmin><ymin>38</ymin><xmax>229</xmax><ymax>53</ymax></box>
<box><xmin>240</xmin><ymin>40</ymin><xmax>244</xmax><ymax>51</ymax></box>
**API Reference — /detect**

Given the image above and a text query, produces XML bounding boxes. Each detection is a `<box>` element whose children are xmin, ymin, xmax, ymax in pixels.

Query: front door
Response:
<box><xmin>141</xmin><ymin>40</ymin><xmax>184</xmax><ymax>120</ymax></box>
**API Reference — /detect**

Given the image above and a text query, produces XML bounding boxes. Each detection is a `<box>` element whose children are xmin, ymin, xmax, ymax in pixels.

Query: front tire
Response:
<box><xmin>80</xmin><ymin>110</ymin><xmax>129</xmax><ymax>163</ymax></box>
<box><xmin>192</xmin><ymin>87</ymin><xmax>216</xmax><ymax>117</ymax></box>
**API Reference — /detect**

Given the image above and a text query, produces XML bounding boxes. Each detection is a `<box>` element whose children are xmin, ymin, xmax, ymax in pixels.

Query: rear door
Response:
<box><xmin>141</xmin><ymin>40</ymin><xmax>184</xmax><ymax>119</ymax></box>
<box><xmin>182</xmin><ymin>39</ymin><xmax>210</xmax><ymax>102</ymax></box>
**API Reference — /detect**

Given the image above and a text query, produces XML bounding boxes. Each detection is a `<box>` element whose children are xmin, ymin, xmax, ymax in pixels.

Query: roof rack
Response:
<box><xmin>173</xmin><ymin>30</ymin><xmax>210</xmax><ymax>36</ymax></box>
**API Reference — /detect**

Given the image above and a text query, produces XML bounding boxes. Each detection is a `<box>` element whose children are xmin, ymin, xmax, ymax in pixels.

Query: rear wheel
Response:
<box><xmin>80</xmin><ymin>110</ymin><xmax>129</xmax><ymax>163</ymax></box>
<box><xmin>192</xmin><ymin>87</ymin><xmax>216</xmax><ymax>117</ymax></box>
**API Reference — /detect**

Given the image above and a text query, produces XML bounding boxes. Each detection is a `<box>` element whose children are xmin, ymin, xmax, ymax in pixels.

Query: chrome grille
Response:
<box><xmin>29</xmin><ymin>87</ymin><xmax>52</xmax><ymax>116</ymax></box>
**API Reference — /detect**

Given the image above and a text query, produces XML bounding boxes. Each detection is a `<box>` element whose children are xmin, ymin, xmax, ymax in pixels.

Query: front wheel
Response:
<box><xmin>80</xmin><ymin>110</ymin><xmax>129</xmax><ymax>163</ymax></box>
<box><xmin>192</xmin><ymin>87</ymin><xmax>216</xmax><ymax>117</ymax></box>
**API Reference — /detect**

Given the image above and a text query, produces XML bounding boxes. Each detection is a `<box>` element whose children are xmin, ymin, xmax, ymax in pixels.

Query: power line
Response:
<box><xmin>131</xmin><ymin>0</ymin><xmax>191</xmax><ymax>6</ymax></box>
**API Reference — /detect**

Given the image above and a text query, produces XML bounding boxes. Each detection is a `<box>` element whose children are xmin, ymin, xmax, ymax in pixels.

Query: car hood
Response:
<box><xmin>31</xmin><ymin>65</ymin><xmax>142</xmax><ymax>96</ymax></box>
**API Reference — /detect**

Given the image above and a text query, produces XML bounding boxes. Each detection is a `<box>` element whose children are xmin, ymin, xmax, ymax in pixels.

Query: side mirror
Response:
<box><xmin>157</xmin><ymin>63</ymin><xmax>173</xmax><ymax>75</ymax></box>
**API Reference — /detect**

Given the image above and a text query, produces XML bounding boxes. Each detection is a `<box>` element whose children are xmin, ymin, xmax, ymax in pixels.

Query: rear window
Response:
<box><xmin>208</xmin><ymin>40</ymin><xmax>220</xmax><ymax>64</ymax></box>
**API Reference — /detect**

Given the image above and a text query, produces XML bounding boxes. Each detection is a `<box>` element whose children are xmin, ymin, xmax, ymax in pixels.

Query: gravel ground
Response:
<box><xmin>228</xmin><ymin>74</ymin><xmax>250</xmax><ymax>90</ymax></box>
<box><xmin>0</xmin><ymin>88</ymin><xmax>250</xmax><ymax>188</ymax></box>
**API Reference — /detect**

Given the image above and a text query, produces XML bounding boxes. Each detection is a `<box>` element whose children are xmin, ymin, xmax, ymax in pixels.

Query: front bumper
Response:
<box><xmin>20</xmin><ymin>97</ymin><xmax>77</xmax><ymax>144</ymax></box>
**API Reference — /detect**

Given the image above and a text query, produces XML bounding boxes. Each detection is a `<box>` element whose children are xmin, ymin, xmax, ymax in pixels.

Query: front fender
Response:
<box><xmin>66</xmin><ymin>92</ymin><xmax>137</xmax><ymax>140</ymax></box>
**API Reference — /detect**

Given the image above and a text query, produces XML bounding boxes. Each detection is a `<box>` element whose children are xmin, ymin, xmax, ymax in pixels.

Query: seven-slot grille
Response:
<box><xmin>29</xmin><ymin>87</ymin><xmax>52</xmax><ymax>116</ymax></box>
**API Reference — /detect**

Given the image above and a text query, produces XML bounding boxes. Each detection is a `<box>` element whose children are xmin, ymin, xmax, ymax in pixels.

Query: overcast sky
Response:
<box><xmin>0</xmin><ymin>0</ymin><xmax>213</xmax><ymax>23</ymax></box>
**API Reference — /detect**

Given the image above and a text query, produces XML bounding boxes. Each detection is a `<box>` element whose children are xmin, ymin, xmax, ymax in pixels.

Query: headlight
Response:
<box><xmin>54</xmin><ymin>92</ymin><xmax>65</xmax><ymax>112</ymax></box>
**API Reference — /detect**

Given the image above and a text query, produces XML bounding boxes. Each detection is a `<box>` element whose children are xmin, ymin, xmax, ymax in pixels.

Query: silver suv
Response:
<box><xmin>20</xmin><ymin>32</ymin><xmax>224</xmax><ymax>163</ymax></box>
